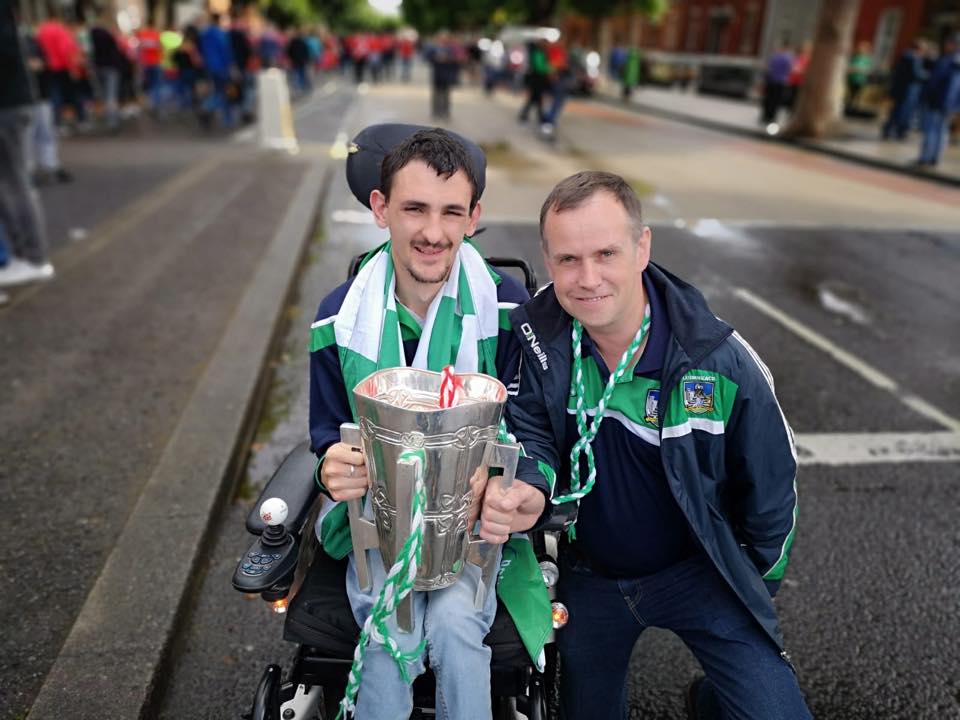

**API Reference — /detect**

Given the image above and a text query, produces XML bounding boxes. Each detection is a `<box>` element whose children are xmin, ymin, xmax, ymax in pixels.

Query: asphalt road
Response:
<box><xmin>157</xmin><ymin>185</ymin><xmax>960</xmax><ymax>718</ymax></box>
<box><xmin>0</xmin><ymin>84</ymin><xmax>354</xmax><ymax>720</ymax></box>
<box><xmin>12</xmin><ymin>69</ymin><xmax>957</xmax><ymax>719</ymax></box>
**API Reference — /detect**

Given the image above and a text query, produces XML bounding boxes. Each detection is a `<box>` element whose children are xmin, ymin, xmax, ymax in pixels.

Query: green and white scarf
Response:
<box><xmin>334</xmin><ymin>239</ymin><xmax>501</xmax><ymax>414</ymax></box>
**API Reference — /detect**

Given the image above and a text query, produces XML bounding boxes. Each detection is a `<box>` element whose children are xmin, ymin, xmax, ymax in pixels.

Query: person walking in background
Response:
<box><xmin>786</xmin><ymin>41</ymin><xmax>811</xmax><ymax>109</ymax></box>
<box><xmin>89</xmin><ymin>11</ymin><xmax>124</xmax><ymax>130</ymax></box>
<box><xmin>135</xmin><ymin>21</ymin><xmax>164</xmax><ymax>113</ymax></box>
<box><xmin>35</xmin><ymin>7</ymin><xmax>87</xmax><ymax>130</ymax></box>
<box><xmin>198</xmin><ymin>13</ymin><xmax>235</xmax><ymax>128</ymax></box>
<box><xmin>916</xmin><ymin>35</ymin><xmax>960</xmax><ymax>168</ymax></box>
<box><xmin>398</xmin><ymin>33</ymin><xmax>414</xmax><ymax>82</ymax></box>
<box><xmin>286</xmin><ymin>29</ymin><xmax>312</xmax><ymax>96</ymax></box>
<box><xmin>761</xmin><ymin>44</ymin><xmax>793</xmax><ymax>125</ymax></box>
<box><xmin>227</xmin><ymin>13</ymin><xmax>254</xmax><ymax>122</ymax></box>
<box><xmin>349</xmin><ymin>32</ymin><xmax>370</xmax><ymax>84</ymax></box>
<box><xmin>0</xmin><ymin>0</ymin><xmax>54</xmax><ymax>289</ymax></box>
<box><xmin>257</xmin><ymin>23</ymin><xmax>283</xmax><ymax>69</ymax></box>
<box><xmin>24</xmin><ymin>29</ymin><xmax>71</xmax><ymax>184</ymax></box>
<box><xmin>172</xmin><ymin>25</ymin><xmax>201</xmax><ymax>113</ymax></box>
<box><xmin>846</xmin><ymin>41</ymin><xmax>872</xmax><ymax>112</ymax></box>
<box><xmin>518</xmin><ymin>39</ymin><xmax>550</xmax><ymax>124</ymax></box>
<box><xmin>883</xmin><ymin>40</ymin><xmax>928</xmax><ymax>140</ymax></box>
<box><xmin>428</xmin><ymin>34</ymin><xmax>460</xmax><ymax>120</ymax></box>
<box><xmin>159</xmin><ymin>24</ymin><xmax>183</xmax><ymax>115</ymax></box>
<box><xmin>542</xmin><ymin>39</ymin><xmax>571</xmax><ymax>137</ymax></box>
<box><xmin>621</xmin><ymin>46</ymin><xmax>641</xmax><ymax>102</ymax></box>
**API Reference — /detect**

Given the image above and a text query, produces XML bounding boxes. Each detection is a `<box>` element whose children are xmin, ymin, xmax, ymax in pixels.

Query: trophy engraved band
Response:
<box><xmin>341</xmin><ymin>367</ymin><xmax>520</xmax><ymax>632</ymax></box>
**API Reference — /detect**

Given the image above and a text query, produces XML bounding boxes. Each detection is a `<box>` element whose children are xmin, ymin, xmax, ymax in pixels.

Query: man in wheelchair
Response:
<box><xmin>295</xmin><ymin>126</ymin><xmax>553</xmax><ymax>719</ymax></box>
<box><xmin>310</xmin><ymin>130</ymin><xmax>549</xmax><ymax>719</ymax></box>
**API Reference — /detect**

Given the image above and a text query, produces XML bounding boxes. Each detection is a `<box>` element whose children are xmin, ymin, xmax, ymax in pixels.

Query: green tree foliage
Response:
<box><xmin>563</xmin><ymin>0</ymin><xmax>667</xmax><ymax>21</ymax></box>
<box><xmin>259</xmin><ymin>0</ymin><xmax>399</xmax><ymax>31</ymax></box>
<box><xmin>401</xmin><ymin>0</ymin><xmax>554</xmax><ymax>34</ymax></box>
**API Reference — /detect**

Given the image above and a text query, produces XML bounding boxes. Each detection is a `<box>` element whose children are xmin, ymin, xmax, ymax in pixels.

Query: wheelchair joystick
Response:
<box><xmin>232</xmin><ymin>497</ymin><xmax>299</xmax><ymax>596</ymax></box>
<box><xmin>259</xmin><ymin>497</ymin><xmax>289</xmax><ymax>547</ymax></box>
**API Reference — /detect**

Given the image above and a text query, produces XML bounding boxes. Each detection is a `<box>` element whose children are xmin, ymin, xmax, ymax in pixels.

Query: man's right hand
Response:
<box><xmin>321</xmin><ymin>442</ymin><xmax>368</xmax><ymax>501</ymax></box>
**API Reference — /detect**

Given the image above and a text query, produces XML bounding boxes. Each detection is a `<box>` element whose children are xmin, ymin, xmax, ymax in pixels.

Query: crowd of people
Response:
<box><xmin>12</xmin><ymin>7</ymin><xmax>428</xmax><ymax>139</ymax></box>
<box><xmin>762</xmin><ymin>35</ymin><xmax>960</xmax><ymax>167</ymax></box>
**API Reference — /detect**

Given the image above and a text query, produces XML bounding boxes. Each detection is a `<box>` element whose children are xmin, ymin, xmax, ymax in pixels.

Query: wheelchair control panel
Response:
<box><xmin>232</xmin><ymin>497</ymin><xmax>299</xmax><ymax>594</ymax></box>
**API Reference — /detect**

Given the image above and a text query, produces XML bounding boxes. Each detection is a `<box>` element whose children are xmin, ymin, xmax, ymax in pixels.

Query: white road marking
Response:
<box><xmin>795</xmin><ymin>432</ymin><xmax>960</xmax><ymax>465</ymax></box>
<box><xmin>295</xmin><ymin>81</ymin><xmax>340</xmax><ymax>118</ymax></box>
<box><xmin>732</xmin><ymin>287</ymin><xmax>960</xmax><ymax>432</ymax></box>
<box><xmin>331</xmin><ymin>209</ymin><xmax>376</xmax><ymax>224</ymax></box>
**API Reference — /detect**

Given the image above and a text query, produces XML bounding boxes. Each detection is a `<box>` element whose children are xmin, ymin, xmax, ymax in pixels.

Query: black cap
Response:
<box><xmin>346</xmin><ymin>123</ymin><xmax>487</xmax><ymax>209</ymax></box>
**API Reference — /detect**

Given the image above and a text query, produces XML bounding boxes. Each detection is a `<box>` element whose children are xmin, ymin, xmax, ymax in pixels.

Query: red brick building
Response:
<box><xmin>561</xmin><ymin>0</ymin><xmax>948</xmax><ymax>81</ymax></box>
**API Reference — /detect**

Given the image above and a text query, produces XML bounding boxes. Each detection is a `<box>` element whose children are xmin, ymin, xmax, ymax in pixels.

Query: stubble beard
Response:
<box><xmin>405</xmin><ymin>241</ymin><xmax>454</xmax><ymax>285</ymax></box>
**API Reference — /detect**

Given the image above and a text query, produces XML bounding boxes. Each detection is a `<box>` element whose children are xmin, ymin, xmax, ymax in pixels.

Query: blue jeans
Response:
<box><xmin>143</xmin><ymin>65</ymin><xmax>164</xmax><ymax>110</ymax></box>
<box><xmin>883</xmin><ymin>84</ymin><xmax>921</xmax><ymax>139</ymax></box>
<box><xmin>557</xmin><ymin>551</ymin><xmax>811</xmax><ymax>720</ymax></box>
<box><xmin>346</xmin><ymin>547</ymin><xmax>499</xmax><ymax>720</ymax></box>
<box><xmin>202</xmin><ymin>73</ymin><xmax>235</xmax><ymax>127</ymax></box>
<box><xmin>0</xmin><ymin>222</ymin><xmax>9</xmax><ymax>265</ymax></box>
<box><xmin>919</xmin><ymin>107</ymin><xmax>948</xmax><ymax>164</ymax></box>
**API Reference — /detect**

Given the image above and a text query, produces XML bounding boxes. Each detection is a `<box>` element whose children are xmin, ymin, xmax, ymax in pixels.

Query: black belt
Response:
<box><xmin>560</xmin><ymin>537</ymin><xmax>700</xmax><ymax>580</ymax></box>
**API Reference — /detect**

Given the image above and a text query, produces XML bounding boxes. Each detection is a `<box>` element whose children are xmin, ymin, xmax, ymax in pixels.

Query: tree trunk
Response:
<box><xmin>628</xmin><ymin>10</ymin><xmax>642</xmax><ymax>48</ymax></box>
<box><xmin>784</xmin><ymin>0</ymin><xmax>861</xmax><ymax>139</ymax></box>
<box><xmin>598</xmin><ymin>16</ymin><xmax>613</xmax><ymax>81</ymax></box>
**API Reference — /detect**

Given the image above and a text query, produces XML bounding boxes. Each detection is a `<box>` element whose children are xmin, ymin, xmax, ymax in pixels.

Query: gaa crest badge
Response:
<box><xmin>644</xmin><ymin>388</ymin><xmax>660</xmax><ymax>425</ymax></box>
<box><xmin>683</xmin><ymin>380</ymin><xmax>715</xmax><ymax>414</ymax></box>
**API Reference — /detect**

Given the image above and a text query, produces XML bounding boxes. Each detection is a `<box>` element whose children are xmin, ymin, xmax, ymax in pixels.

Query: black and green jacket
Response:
<box><xmin>507</xmin><ymin>262</ymin><xmax>798</xmax><ymax>650</ymax></box>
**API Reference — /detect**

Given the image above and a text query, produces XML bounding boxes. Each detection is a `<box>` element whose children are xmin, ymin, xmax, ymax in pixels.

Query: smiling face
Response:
<box><xmin>370</xmin><ymin>160</ymin><xmax>480</xmax><ymax>289</ymax></box>
<box><xmin>542</xmin><ymin>190</ymin><xmax>650</xmax><ymax>339</ymax></box>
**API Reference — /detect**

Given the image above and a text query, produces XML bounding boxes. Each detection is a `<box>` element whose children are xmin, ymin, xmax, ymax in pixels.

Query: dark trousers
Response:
<box><xmin>0</xmin><ymin>107</ymin><xmax>48</xmax><ymax>263</ymax></box>
<box><xmin>883</xmin><ymin>84</ymin><xmax>922</xmax><ymax>139</ymax></box>
<box><xmin>49</xmin><ymin>70</ymin><xmax>86</xmax><ymax>126</ymax></box>
<box><xmin>519</xmin><ymin>76</ymin><xmax>547</xmax><ymax>122</ymax></box>
<box><xmin>761</xmin><ymin>81</ymin><xmax>785</xmax><ymax>124</ymax></box>
<box><xmin>431</xmin><ymin>82</ymin><xmax>451</xmax><ymax>119</ymax></box>
<box><xmin>556</xmin><ymin>551</ymin><xmax>811</xmax><ymax>720</ymax></box>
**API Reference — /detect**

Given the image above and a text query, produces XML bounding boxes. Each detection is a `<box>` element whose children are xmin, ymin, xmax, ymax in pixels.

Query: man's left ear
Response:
<box><xmin>637</xmin><ymin>225</ymin><xmax>652</xmax><ymax>270</ymax></box>
<box><xmin>370</xmin><ymin>189</ymin><xmax>389</xmax><ymax>229</ymax></box>
<box><xmin>466</xmin><ymin>202</ymin><xmax>481</xmax><ymax>237</ymax></box>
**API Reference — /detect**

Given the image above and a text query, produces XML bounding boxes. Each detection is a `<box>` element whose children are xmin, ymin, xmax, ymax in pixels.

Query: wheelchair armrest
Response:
<box><xmin>246</xmin><ymin>440</ymin><xmax>321</xmax><ymax>535</ymax></box>
<box><xmin>538</xmin><ymin>500</ymin><xmax>579</xmax><ymax>533</ymax></box>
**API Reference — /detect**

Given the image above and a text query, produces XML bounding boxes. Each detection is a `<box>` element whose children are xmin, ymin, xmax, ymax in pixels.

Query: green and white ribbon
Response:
<box><xmin>553</xmin><ymin>307</ymin><xmax>651</xmax><ymax>511</ymax></box>
<box><xmin>337</xmin><ymin>450</ymin><xmax>427</xmax><ymax>720</ymax></box>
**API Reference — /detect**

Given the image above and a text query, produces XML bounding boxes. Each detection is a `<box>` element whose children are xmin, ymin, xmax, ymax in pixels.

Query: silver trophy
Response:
<box><xmin>340</xmin><ymin>367</ymin><xmax>520</xmax><ymax>632</ymax></box>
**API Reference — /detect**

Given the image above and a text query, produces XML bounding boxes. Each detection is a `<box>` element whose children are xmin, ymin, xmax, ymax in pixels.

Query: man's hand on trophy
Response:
<box><xmin>321</xmin><ymin>442</ymin><xmax>368</xmax><ymax>501</ymax></box>
<box><xmin>478</xmin><ymin>478</ymin><xmax>547</xmax><ymax>544</ymax></box>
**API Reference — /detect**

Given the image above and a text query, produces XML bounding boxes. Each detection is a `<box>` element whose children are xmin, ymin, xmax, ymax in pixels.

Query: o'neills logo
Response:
<box><xmin>520</xmin><ymin>323</ymin><xmax>549</xmax><ymax>370</ymax></box>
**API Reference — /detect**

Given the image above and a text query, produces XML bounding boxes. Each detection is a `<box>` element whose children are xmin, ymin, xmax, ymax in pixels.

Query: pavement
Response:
<box><xmin>0</xmin><ymin>81</ymin><xmax>354</xmax><ymax>720</ymax></box>
<box><xmin>594</xmin><ymin>80</ymin><xmax>960</xmax><ymax>187</ymax></box>
<box><xmin>154</xmin><ymin>72</ymin><xmax>960</xmax><ymax>719</ymax></box>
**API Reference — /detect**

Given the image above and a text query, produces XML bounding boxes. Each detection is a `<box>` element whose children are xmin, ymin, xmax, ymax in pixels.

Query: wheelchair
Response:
<box><xmin>232</xmin><ymin>250</ymin><xmax>574</xmax><ymax>719</ymax></box>
<box><xmin>231</xmin><ymin>123</ymin><xmax>575</xmax><ymax>719</ymax></box>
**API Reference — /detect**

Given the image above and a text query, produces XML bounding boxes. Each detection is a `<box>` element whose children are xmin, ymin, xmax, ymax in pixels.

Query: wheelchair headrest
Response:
<box><xmin>346</xmin><ymin>123</ymin><xmax>487</xmax><ymax>209</ymax></box>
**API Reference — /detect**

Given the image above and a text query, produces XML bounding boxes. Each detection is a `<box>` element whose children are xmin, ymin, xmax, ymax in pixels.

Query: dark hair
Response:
<box><xmin>539</xmin><ymin>171</ymin><xmax>644</xmax><ymax>247</ymax></box>
<box><xmin>380</xmin><ymin>128</ymin><xmax>481</xmax><ymax>210</ymax></box>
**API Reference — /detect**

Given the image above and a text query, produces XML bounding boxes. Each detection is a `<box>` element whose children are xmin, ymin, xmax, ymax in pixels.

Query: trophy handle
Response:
<box><xmin>340</xmin><ymin>422</ymin><xmax>378</xmax><ymax>593</ymax></box>
<box><xmin>393</xmin><ymin>451</ymin><xmax>424</xmax><ymax>634</ymax></box>
<box><xmin>468</xmin><ymin>440</ymin><xmax>520</xmax><ymax>610</ymax></box>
